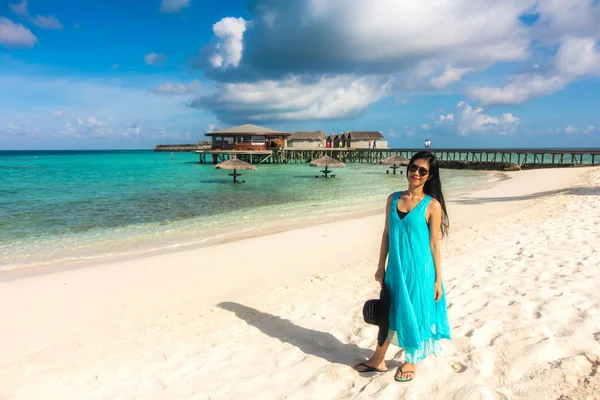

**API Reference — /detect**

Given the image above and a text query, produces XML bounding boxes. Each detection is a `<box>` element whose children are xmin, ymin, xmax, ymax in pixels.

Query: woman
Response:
<box><xmin>354</xmin><ymin>151</ymin><xmax>451</xmax><ymax>382</ymax></box>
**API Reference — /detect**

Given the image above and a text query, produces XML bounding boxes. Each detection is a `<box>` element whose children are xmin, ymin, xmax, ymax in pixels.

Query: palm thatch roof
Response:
<box><xmin>325</xmin><ymin>133</ymin><xmax>347</xmax><ymax>141</ymax></box>
<box><xmin>206</xmin><ymin>124</ymin><xmax>289</xmax><ymax>137</ymax></box>
<box><xmin>289</xmin><ymin>131</ymin><xmax>325</xmax><ymax>140</ymax></box>
<box><xmin>214</xmin><ymin>157</ymin><xmax>257</xmax><ymax>171</ymax></box>
<box><xmin>309</xmin><ymin>155</ymin><xmax>346</xmax><ymax>168</ymax></box>
<box><xmin>347</xmin><ymin>131</ymin><xmax>384</xmax><ymax>140</ymax></box>
<box><xmin>380</xmin><ymin>154</ymin><xmax>410</xmax><ymax>165</ymax></box>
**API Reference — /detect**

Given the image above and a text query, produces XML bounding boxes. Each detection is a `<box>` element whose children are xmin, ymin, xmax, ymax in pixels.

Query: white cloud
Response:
<box><xmin>143</xmin><ymin>127</ymin><xmax>193</xmax><ymax>141</ymax></box>
<box><xmin>532</xmin><ymin>0</ymin><xmax>600</xmax><ymax>40</ymax></box>
<box><xmin>428</xmin><ymin>67</ymin><xmax>473</xmax><ymax>89</ymax></box>
<box><xmin>401</xmin><ymin>126</ymin><xmax>416</xmax><ymax>137</ymax></box>
<box><xmin>144</xmin><ymin>53</ymin><xmax>167</xmax><ymax>67</ymax></box>
<box><xmin>160</xmin><ymin>0</ymin><xmax>191</xmax><ymax>13</ymax></box>
<box><xmin>8</xmin><ymin>1</ymin><xmax>28</xmax><ymax>18</ymax></box>
<box><xmin>207</xmin><ymin>123</ymin><xmax>219</xmax><ymax>133</ymax></box>
<box><xmin>74</xmin><ymin>23</ymin><xmax>80</xmax><ymax>29</ymax></box>
<box><xmin>112</xmin><ymin>64</ymin><xmax>119</xmax><ymax>69</ymax></box>
<box><xmin>467</xmin><ymin>36</ymin><xmax>600</xmax><ymax>105</ymax></box>
<box><xmin>555</xmin><ymin>37</ymin><xmax>600</xmax><ymax>76</ymax></box>
<box><xmin>0</xmin><ymin>17</ymin><xmax>37</xmax><ymax>48</ymax></box>
<box><xmin>584</xmin><ymin>125</ymin><xmax>598</xmax><ymax>134</ymax></box>
<box><xmin>565</xmin><ymin>125</ymin><xmax>578</xmax><ymax>134</ymax></box>
<box><xmin>205</xmin><ymin>0</ymin><xmax>533</xmax><ymax>75</ymax></box>
<box><xmin>123</xmin><ymin>121</ymin><xmax>141</xmax><ymax>138</ymax></box>
<box><xmin>456</xmin><ymin>101</ymin><xmax>519</xmax><ymax>135</ymax></box>
<box><xmin>123</xmin><ymin>126</ymin><xmax>141</xmax><ymax>138</ymax></box>
<box><xmin>152</xmin><ymin>80</ymin><xmax>202</xmax><ymax>94</ymax></box>
<box><xmin>0</xmin><ymin>121</ymin><xmax>39</xmax><ymax>137</ymax></box>
<box><xmin>189</xmin><ymin>75</ymin><xmax>393</xmax><ymax>124</ymax></box>
<box><xmin>192</xmin><ymin>1</ymin><xmax>600</xmax><ymax>122</ymax></box>
<box><xmin>435</xmin><ymin>113</ymin><xmax>454</xmax><ymax>124</ymax></box>
<box><xmin>388</xmin><ymin>129</ymin><xmax>398</xmax><ymax>138</ymax></box>
<box><xmin>30</xmin><ymin>15</ymin><xmax>62</xmax><ymax>30</ymax></box>
<box><xmin>467</xmin><ymin>74</ymin><xmax>567</xmax><ymax>105</ymax></box>
<box><xmin>430</xmin><ymin>105</ymin><xmax>518</xmax><ymax>136</ymax></box>
<box><xmin>56</xmin><ymin>117</ymin><xmax>113</xmax><ymax>139</ymax></box>
<box><xmin>9</xmin><ymin>1</ymin><xmax>63</xmax><ymax>30</ymax></box>
<box><xmin>52</xmin><ymin>110</ymin><xmax>65</xmax><ymax>117</ymax></box>
<box><xmin>195</xmin><ymin>1</ymin><xmax>540</xmax><ymax>123</ymax></box>
<box><xmin>1</xmin><ymin>122</ymin><xmax>20</xmax><ymax>135</ymax></box>
<box><xmin>208</xmin><ymin>17</ymin><xmax>247</xmax><ymax>68</ymax></box>
<box><xmin>421</xmin><ymin>123</ymin><xmax>430</xmax><ymax>129</ymax></box>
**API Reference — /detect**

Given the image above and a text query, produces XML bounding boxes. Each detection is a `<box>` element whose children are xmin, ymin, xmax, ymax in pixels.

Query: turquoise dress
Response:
<box><xmin>384</xmin><ymin>192</ymin><xmax>451</xmax><ymax>364</ymax></box>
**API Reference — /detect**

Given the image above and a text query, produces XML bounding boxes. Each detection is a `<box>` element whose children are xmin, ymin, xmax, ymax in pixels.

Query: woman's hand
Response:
<box><xmin>434</xmin><ymin>281</ymin><xmax>443</xmax><ymax>302</ymax></box>
<box><xmin>375</xmin><ymin>267</ymin><xmax>385</xmax><ymax>287</ymax></box>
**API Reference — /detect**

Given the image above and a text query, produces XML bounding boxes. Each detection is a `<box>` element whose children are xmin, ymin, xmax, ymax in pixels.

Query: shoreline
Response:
<box><xmin>1</xmin><ymin>166</ymin><xmax>598</xmax><ymax>399</ymax></box>
<box><xmin>0</xmin><ymin>168</ymin><xmax>504</xmax><ymax>280</ymax></box>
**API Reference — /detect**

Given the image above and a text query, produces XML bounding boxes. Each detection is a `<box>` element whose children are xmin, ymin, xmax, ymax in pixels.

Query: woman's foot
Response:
<box><xmin>394</xmin><ymin>362</ymin><xmax>416</xmax><ymax>382</ymax></box>
<box><xmin>353</xmin><ymin>357</ymin><xmax>387</xmax><ymax>373</ymax></box>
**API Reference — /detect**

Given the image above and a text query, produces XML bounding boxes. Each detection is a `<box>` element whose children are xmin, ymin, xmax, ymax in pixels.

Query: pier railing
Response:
<box><xmin>366</xmin><ymin>148</ymin><xmax>600</xmax><ymax>167</ymax></box>
<box><xmin>188</xmin><ymin>147</ymin><xmax>600</xmax><ymax>169</ymax></box>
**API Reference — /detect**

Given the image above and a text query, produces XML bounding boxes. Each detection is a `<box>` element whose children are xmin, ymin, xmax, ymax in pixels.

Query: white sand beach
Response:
<box><xmin>1</xmin><ymin>167</ymin><xmax>599</xmax><ymax>400</ymax></box>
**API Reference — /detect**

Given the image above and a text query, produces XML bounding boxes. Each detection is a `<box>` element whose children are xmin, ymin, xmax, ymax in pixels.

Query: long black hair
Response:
<box><xmin>407</xmin><ymin>151</ymin><xmax>449</xmax><ymax>238</ymax></box>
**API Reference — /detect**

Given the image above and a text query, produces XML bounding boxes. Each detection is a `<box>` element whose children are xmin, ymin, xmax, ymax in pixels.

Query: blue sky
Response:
<box><xmin>1</xmin><ymin>0</ymin><xmax>600</xmax><ymax>149</ymax></box>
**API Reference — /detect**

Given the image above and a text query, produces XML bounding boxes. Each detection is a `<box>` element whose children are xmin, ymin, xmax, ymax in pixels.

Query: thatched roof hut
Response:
<box><xmin>215</xmin><ymin>157</ymin><xmax>257</xmax><ymax>171</ymax></box>
<box><xmin>215</xmin><ymin>157</ymin><xmax>257</xmax><ymax>183</ymax></box>
<box><xmin>289</xmin><ymin>131</ymin><xmax>325</xmax><ymax>140</ymax></box>
<box><xmin>380</xmin><ymin>154</ymin><xmax>409</xmax><ymax>175</ymax></box>
<box><xmin>310</xmin><ymin>155</ymin><xmax>346</xmax><ymax>168</ymax></box>
<box><xmin>310</xmin><ymin>155</ymin><xmax>346</xmax><ymax>178</ymax></box>
<box><xmin>380</xmin><ymin>154</ymin><xmax>409</xmax><ymax>166</ymax></box>
<box><xmin>206</xmin><ymin>124</ymin><xmax>290</xmax><ymax>150</ymax></box>
<box><xmin>206</xmin><ymin>124</ymin><xmax>289</xmax><ymax>137</ymax></box>
<box><xmin>346</xmin><ymin>131</ymin><xmax>384</xmax><ymax>140</ymax></box>
<box><xmin>287</xmin><ymin>131</ymin><xmax>325</xmax><ymax>149</ymax></box>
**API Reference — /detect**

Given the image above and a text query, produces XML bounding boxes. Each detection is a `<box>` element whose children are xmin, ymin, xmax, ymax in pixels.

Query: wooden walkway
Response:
<box><xmin>196</xmin><ymin>148</ymin><xmax>600</xmax><ymax>167</ymax></box>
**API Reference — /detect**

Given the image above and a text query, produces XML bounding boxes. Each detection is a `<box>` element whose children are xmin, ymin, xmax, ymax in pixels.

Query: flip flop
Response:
<box><xmin>353</xmin><ymin>362</ymin><xmax>387</xmax><ymax>373</ymax></box>
<box><xmin>394</xmin><ymin>366</ymin><xmax>416</xmax><ymax>382</ymax></box>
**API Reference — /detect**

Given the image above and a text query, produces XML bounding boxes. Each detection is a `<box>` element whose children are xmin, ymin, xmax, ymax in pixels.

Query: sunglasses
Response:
<box><xmin>408</xmin><ymin>164</ymin><xmax>430</xmax><ymax>176</ymax></box>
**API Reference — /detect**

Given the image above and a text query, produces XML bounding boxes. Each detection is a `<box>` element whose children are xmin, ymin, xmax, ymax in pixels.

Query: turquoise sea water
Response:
<box><xmin>0</xmin><ymin>150</ymin><xmax>496</xmax><ymax>270</ymax></box>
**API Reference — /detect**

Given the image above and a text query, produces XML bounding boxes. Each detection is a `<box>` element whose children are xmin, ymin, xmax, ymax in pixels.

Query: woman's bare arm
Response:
<box><xmin>428</xmin><ymin>199</ymin><xmax>443</xmax><ymax>301</ymax></box>
<box><xmin>375</xmin><ymin>194</ymin><xmax>393</xmax><ymax>285</ymax></box>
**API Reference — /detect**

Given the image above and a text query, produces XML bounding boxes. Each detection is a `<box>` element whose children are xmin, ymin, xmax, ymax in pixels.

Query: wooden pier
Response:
<box><xmin>195</xmin><ymin>148</ymin><xmax>600</xmax><ymax>169</ymax></box>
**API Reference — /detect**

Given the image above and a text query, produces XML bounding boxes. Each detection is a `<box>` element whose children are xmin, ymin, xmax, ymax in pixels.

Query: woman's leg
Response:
<box><xmin>395</xmin><ymin>361</ymin><xmax>416</xmax><ymax>380</ymax></box>
<box><xmin>395</xmin><ymin>347</ymin><xmax>417</xmax><ymax>380</ymax></box>
<box><xmin>354</xmin><ymin>338</ymin><xmax>390</xmax><ymax>371</ymax></box>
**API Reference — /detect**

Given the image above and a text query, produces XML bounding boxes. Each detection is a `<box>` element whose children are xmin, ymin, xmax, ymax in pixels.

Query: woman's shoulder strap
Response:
<box><xmin>423</xmin><ymin>194</ymin><xmax>433</xmax><ymax>208</ymax></box>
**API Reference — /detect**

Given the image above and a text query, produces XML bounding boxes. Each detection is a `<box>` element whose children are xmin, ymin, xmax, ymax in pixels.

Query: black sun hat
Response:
<box><xmin>362</xmin><ymin>284</ymin><xmax>390</xmax><ymax>347</ymax></box>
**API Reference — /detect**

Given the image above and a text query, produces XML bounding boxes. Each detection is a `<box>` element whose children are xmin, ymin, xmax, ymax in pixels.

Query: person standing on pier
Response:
<box><xmin>354</xmin><ymin>150</ymin><xmax>451</xmax><ymax>382</ymax></box>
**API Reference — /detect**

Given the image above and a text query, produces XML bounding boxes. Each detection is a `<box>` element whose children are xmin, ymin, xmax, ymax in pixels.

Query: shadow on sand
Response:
<box><xmin>218</xmin><ymin>302</ymin><xmax>395</xmax><ymax>368</ymax></box>
<box><xmin>452</xmin><ymin>186</ymin><xmax>600</xmax><ymax>205</ymax></box>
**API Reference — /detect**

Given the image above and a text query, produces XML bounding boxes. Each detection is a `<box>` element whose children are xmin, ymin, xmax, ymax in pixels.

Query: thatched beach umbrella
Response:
<box><xmin>380</xmin><ymin>154</ymin><xmax>410</xmax><ymax>175</ymax></box>
<box><xmin>310</xmin><ymin>155</ymin><xmax>346</xmax><ymax>178</ymax></box>
<box><xmin>215</xmin><ymin>157</ymin><xmax>257</xmax><ymax>183</ymax></box>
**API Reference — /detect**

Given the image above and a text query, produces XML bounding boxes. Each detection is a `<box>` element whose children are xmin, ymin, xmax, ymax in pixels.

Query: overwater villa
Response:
<box><xmin>206</xmin><ymin>124</ymin><xmax>290</xmax><ymax>151</ymax></box>
<box><xmin>197</xmin><ymin>124</ymin><xmax>391</xmax><ymax>164</ymax></box>
<box><xmin>287</xmin><ymin>131</ymin><xmax>325</xmax><ymax>149</ymax></box>
<box><xmin>325</xmin><ymin>131</ymin><xmax>387</xmax><ymax>148</ymax></box>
